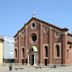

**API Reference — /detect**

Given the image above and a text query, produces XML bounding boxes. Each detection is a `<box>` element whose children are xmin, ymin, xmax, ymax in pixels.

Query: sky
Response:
<box><xmin>0</xmin><ymin>0</ymin><xmax>72</xmax><ymax>36</ymax></box>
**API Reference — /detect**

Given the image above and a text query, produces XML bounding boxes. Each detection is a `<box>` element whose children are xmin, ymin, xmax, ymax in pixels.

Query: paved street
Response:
<box><xmin>0</xmin><ymin>65</ymin><xmax>72</xmax><ymax>72</ymax></box>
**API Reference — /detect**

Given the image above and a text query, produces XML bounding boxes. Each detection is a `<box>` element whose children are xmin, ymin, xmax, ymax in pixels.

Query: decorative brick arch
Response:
<box><xmin>27</xmin><ymin>46</ymin><xmax>38</xmax><ymax>66</ymax></box>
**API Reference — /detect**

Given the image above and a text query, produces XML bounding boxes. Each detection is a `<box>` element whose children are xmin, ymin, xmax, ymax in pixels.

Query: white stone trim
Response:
<box><xmin>21</xmin><ymin>46</ymin><xmax>25</xmax><ymax>57</ymax></box>
<box><xmin>43</xmin><ymin>44</ymin><xmax>49</xmax><ymax>59</ymax></box>
<box><xmin>19</xmin><ymin>32</ymin><xmax>21</xmax><ymax>35</ymax></box>
<box><xmin>20</xmin><ymin>32</ymin><xmax>24</xmax><ymax>37</ymax></box>
<box><xmin>29</xmin><ymin>32</ymin><xmax>38</xmax><ymax>44</ymax></box>
<box><xmin>63</xmin><ymin>32</ymin><xmax>68</xmax><ymax>35</ymax></box>
<box><xmin>55</xmin><ymin>32</ymin><xmax>60</xmax><ymax>38</ymax></box>
<box><xmin>43</xmin><ymin>26</ymin><xmax>48</xmax><ymax>34</ymax></box>
<box><xmin>31</xmin><ymin>22</ymin><xmax>36</xmax><ymax>29</ymax></box>
<box><xmin>64</xmin><ymin>32</ymin><xmax>68</xmax><ymax>35</ymax></box>
<box><xmin>43</xmin><ymin>44</ymin><xmax>48</xmax><ymax>47</ymax></box>
<box><xmin>27</xmin><ymin>53</ymin><xmax>30</xmax><ymax>66</ymax></box>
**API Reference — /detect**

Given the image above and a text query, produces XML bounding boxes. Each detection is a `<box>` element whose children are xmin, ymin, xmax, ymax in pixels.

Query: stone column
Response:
<box><xmin>34</xmin><ymin>53</ymin><xmax>38</xmax><ymax>66</ymax></box>
<box><xmin>63</xmin><ymin>32</ymin><xmax>67</xmax><ymax>65</ymax></box>
<box><xmin>27</xmin><ymin>50</ymin><xmax>30</xmax><ymax>66</ymax></box>
<box><xmin>34</xmin><ymin>53</ymin><xmax>36</xmax><ymax>66</ymax></box>
<box><xmin>27</xmin><ymin>54</ymin><xmax>30</xmax><ymax>66</ymax></box>
<box><xmin>49</xmin><ymin>27</ymin><xmax>52</xmax><ymax>65</ymax></box>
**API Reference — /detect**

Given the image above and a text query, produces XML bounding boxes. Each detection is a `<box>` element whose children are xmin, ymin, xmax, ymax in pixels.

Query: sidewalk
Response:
<box><xmin>0</xmin><ymin>64</ymin><xmax>72</xmax><ymax>72</ymax></box>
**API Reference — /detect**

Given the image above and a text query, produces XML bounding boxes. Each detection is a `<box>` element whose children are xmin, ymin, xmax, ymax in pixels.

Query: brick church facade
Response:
<box><xmin>14</xmin><ymin>17</ymin><xmax>72</xmax><ymax>66</ymax></box>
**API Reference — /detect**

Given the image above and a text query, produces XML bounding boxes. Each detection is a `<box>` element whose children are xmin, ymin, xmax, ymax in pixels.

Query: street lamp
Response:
<box><xmin>9</xmin><ymin>50</ymin><xmax>13</xmax><ymax>71</ymax></box>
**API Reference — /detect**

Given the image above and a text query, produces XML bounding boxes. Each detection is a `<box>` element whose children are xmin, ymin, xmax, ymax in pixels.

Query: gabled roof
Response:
<box><xmin>14</xmin><ymin>17</ymin><xmax>68</xmax><ymax>37</ymax></box>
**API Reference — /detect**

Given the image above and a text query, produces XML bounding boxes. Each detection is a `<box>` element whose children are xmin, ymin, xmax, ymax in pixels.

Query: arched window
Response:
<box><xmin>45</xmin><ymin>46</ymin><xmax>48</xmax><ymax>57</ymax></box>
<box><xmin>15</xmin><ymin>49</ymin><xmax>17</xmax><ymax>58</ymax></box>
<box><xmin>67</xmin><ymin>49</ymin><xmax>69</xmax><ymax>59</ymax></box>
<box><xmin>22</xmin><ymin>48</ymin><xmax>25</xmax><ymax>57</ymax></box>
<box><xmin>56</xmin><ymin>45</ymin><xmax>60</xmax><ymax>57</ymax></box>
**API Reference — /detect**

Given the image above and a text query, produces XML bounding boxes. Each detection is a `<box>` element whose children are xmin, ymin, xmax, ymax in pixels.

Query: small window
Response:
<box><xmin>32</xmin><ymin>23</ymin><xmax>35</xmax><ymax>27</ymax></box>
<box><xmin>15</xmin><ymin>49</ymin><xmax>17</xmax><ymax>58</ymax></box>
<box><xmin>22</xmin><ymin>48</ymin><xmax>25</xmax><ymax>57</ymax></box>
<box><xmin>31</xmin><ymin>23</ymin><xmax>36</xmax><ymax>29</ymax></box>
<box><xmin>69</xmin><ymin>45</ymin><xmax>72</xmax><ymax>49</ymax></box>
<box><xmin>31</xmin><ymin>33</ymin><xmax>37</xmax><ymax>42</ymax></box>
<box><xmin>56</xmin><ymin>45</ymin><xmax>60</xmax><ymax>57</ymax></box>
<box><xmin>67</xmin><ymin>49</ymin><xmax>69</xmax><ymax>59</ymax></box>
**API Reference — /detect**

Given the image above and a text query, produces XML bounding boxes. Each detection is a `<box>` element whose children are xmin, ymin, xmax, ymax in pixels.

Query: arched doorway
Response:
<box><xmin>29</xmin><ymin>46</ymin><xmax>38</xmax><ymax>65</ymax></box>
